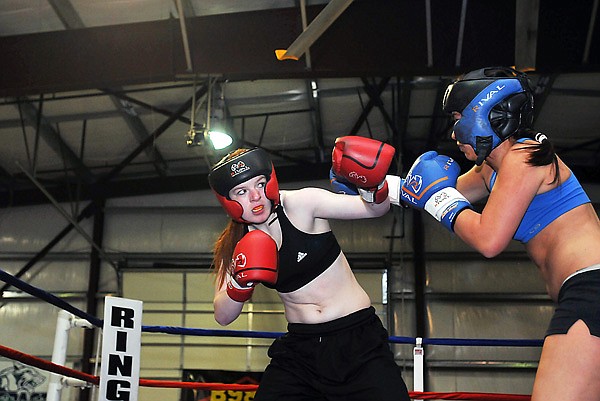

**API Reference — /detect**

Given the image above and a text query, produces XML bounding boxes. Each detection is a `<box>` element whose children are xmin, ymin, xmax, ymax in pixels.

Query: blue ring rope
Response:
<box><xmin>0</xmin><ymin>268</ymin><xmax>543</xmax><ymax>347</ymax></box>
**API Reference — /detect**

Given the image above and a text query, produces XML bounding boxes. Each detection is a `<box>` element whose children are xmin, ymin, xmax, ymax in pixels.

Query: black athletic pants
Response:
<box><xmin>254</xmin><ymin>307</ymin><xmax>410</xmax><ymax>401</ymax></box>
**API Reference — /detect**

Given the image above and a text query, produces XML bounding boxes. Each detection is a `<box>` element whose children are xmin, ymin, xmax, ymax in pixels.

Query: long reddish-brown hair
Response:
<box><xmin>210</xmin><ymin>148</ymin><xmax>251</xmax><ymax>287</ymax></box>
<box><xmin>212</xmin><ymin>220</ymin><xmax>246</xmax><ymax>288</ymax></box>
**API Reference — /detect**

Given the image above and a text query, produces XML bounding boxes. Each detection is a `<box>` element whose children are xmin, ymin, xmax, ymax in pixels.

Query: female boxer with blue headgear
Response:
<box><xmin>209</xmin><ymin>144</ymin><xmax>410</xmax><ymax>401</ymax></box>
<box><xmin>391</xmin><ymin>67</ymin><xmax>600</xmax><ymax>401</ymax></box>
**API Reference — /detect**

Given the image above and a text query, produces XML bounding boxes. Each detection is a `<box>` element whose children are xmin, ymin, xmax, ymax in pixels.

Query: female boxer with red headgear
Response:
<box><xmin>208</xmin><ymin>143</ymin><xmax>410</xmax><ymax>401</ymax></box>
<box><xmin>392</xmin><ymin>67</ymin><xmax>600</xmax><ymax>401</ymax></box>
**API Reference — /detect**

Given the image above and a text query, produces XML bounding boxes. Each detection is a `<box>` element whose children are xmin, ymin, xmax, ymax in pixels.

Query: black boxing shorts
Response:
<box><xmin>546</xmin><ymin>265</ymin><xmax>600</xmax><ymax>338</ymax></box>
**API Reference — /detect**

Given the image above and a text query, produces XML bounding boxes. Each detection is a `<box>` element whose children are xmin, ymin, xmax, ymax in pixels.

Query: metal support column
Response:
<box><xmin>80</xmin><ymin>198</ymin><xmax>106</xmax><ymax>401</ymax></box>
<box><xmin>412</xmin><ymin>211</ymin><xmax>428</xmax><ymax>390</ymax></box>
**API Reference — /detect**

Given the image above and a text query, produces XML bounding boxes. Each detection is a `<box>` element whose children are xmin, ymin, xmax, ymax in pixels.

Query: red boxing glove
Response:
<box><xmin>226</xmin><ymin>278</ymin><xmax>254</xmax><ymax>303</ymax></box>
<box><xmin>359</xmin><ymin>180</ymin><xmax>389</xmax><ymax>204</ymax></box>
<box><xmin>226</xmin><ymin>230</ymin><xmax>278</xmax><ymax>302</ymax></box>
<box><xmin>332</xmin><ymin>136</ymin><xmax>395</xmax><ymax>203</ymax></box>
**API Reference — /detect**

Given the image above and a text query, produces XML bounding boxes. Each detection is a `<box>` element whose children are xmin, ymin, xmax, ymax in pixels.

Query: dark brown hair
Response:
<box><xmin>513</xmin><ymin>129</ymin><xmax>560</xmax><ymax>184</ymax></box>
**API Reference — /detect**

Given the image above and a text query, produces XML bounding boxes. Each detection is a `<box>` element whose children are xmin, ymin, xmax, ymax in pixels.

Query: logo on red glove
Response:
<box><xmin>232</xmin><ymin>252</ymin><xmax>248</xmax><ymax>281</ymax></box>
<box><xmin>348</xmin><ymin>171</ymin><xmax>368</xmax><ymax>185</ymax></box>
<box><xmin>233</xmin><ymin>252</ymin><xmax>246</xmax><ymax>267</ymax></box>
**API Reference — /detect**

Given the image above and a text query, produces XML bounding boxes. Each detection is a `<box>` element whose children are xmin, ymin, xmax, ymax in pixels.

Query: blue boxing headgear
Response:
<box><xmin>442</xmin><ymin>67</ymin><xmax>534</xmax><ymax>165</ymax></box>
<box><xmin>208</xmin><ymin>148</ymin><xmax>280</xmax><ymax>223</ymax></box>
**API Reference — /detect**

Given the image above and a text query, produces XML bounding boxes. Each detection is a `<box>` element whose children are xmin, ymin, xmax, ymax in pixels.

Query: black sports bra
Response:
<box><xmin>262</xmin><ymin>204</ymin><xmax>342</xmax><ymax>293</ymax></box>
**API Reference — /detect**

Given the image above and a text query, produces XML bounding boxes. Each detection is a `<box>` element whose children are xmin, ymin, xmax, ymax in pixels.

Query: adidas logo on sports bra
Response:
<box><xmin>297</xmin><ymin>252</ymin><xmax>307</xmax><ymax>262</ymax></box>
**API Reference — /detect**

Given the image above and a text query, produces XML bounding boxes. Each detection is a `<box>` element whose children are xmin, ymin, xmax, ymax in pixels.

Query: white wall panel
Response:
<box><xmin>330</xmin><ymin>213</ymin><xmax>400</xmax><ymax>253</ymax></box>
<box><xmin>427</xmin><ymin>302</ymin><xmax>548</xmax><ymax>362</ymax></box>
<box><xmin>0</xmin><ymin>204</ymin><xmax>93</xmax><ymax>253</ymax></box>
<box><xmin>0</xmin><ymin>301</ymin><xmax>86</xmax><ymax>356</ymax></box>
<box><xmin>104</xmin><ymin>210</ymin><xmax>227</xmax><ymax>254</ymax></box>
<box><xmin>0</xmin><ymin>261</ymin><xmax>90</xmax><ymax>292</ymax></box>
<box><xmin>427</xmin><ymin>259</ymin><xmax>547</xmax><ymax>294</ymax></box>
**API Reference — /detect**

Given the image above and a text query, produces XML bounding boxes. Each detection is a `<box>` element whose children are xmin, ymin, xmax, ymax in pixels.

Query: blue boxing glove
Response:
<box><xmin>329</xmin><ymin>168</ymin><xmax>359</xmax><ymax>195</ymax></box>
<box><xmin>401</xmin><ymin>151</ymin><xmax>471</xmax><ymax>232</ymax></box>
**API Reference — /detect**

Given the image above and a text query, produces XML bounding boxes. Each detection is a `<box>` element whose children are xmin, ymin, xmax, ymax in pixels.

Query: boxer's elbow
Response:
<box><xmin>214</xmin><ymin>308</ymin><xmax>238</xmax><ymax>326</ymax></box>
<box><xmin>475</xmin><ymin>237</ymin><xmax>508</xmax><ymax>259</ymax></box>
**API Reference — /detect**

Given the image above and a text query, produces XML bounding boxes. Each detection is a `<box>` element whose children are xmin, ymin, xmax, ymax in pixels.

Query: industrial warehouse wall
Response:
<box><xmin>1</xmin><ymin>180</ymin><xmax>598</xmax><ymax>401</ymax></box>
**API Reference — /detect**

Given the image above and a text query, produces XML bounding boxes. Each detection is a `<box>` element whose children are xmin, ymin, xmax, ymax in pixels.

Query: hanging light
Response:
<box><xmin>186</xmin><ymin>77</ymin><xmax>234</xmax><ymax>150</ymax></box>
<box><xmin>206</xmin><ymin>130</ymin><xmax>233</xmax><ymax>150</ymax></box>
<box><xmin>206</xmin><ymin>80</ymin><xmax>233</xmax><ymax>150</ymax></box>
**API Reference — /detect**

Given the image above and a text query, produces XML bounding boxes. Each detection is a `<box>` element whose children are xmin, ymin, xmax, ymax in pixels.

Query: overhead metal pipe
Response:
<box><xmin>455</xmin><ymin>0</ymin><xmax>468</xmax><ymax>67</ymax></box>
<box><xmin>174</xmin><ymin>0</ymin><xmax>194</xmax><ymax>71</ymax></box>
<box><xmin>275</xmin><ymin>0</ymin><xmax>353</xmax><ymax>61</ymax></box>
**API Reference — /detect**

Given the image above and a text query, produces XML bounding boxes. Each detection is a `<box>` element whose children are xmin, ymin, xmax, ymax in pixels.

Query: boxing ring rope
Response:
<box><xmin>0</xmin><ymin>268</ymin><xmax>535</xmax><ymax>401</ymax></box>
<box><xmin>0</xmin><ymin>344</ymin><xmax>532</xmax><ymax>401</ymax></box>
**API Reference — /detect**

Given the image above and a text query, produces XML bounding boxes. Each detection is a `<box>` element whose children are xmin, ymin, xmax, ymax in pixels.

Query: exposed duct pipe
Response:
<box><xmin>275</xmin><ymin>0</ymin><xmax>353</xmax><ymax>61</ymax></box>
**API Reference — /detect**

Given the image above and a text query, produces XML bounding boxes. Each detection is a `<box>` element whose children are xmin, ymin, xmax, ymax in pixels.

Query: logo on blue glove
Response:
<box><xmin>431</xmin><ymin>190</ymin><xmax>451</xmax><ymax>208</ymax></box>
<box><xmin>406</xmin><ymin>174</ymin><xmax>422</xmax><ymax>193</ymax></box>
<box><xmin>402</xmin><ymin>174</ymin><xmax>422</xmax><ymax>205</ymax></box>
<box><xmin>401</xmin><ymin>173</ymin><xmax>450</xmax><ymax>206</ymax></box>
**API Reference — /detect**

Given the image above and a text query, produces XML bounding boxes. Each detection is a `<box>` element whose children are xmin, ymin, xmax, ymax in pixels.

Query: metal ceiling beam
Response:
<box><xmin>109</xmin><ymin>94</ymin><xmax>169</xmax><ymax>176</ymax></box>
<box><xmin>0</xmin><ymin>165</ymin><xmax>14</xmax><ymax>194</ymax></box>
<box><xmin>48</xmin><ymin>0</ymin><xmax>170</xmax><ymax>177</ymax></box>
<box><xmin>361</xmin><ymin>77</ymin><xmax>399</xmax><ymax>143</ymax></box>
<box><xmin>0</xmin><ymin>86</ymin><xmax>208</xmax><ymax>300</ymax></box>
<box><xmin>395</xmin><ymin>77</ymin><xmax>414</xmax><ymax>173</ymax></box>
<box><xmin>426</xmin><ymin>79</ymin><xmax>452</xmax><ymax>149</ymax></box>
<box><xmin>515</xmin><ymin>0</ymin><xmax>539</xmax><ymax>70</ymax></box>
<box><xmin>48</xmin><ymin>0</ymin><xmax>168</xmax><ymax>192</ymax></box>
<box><xmin>0</xmin><ymin>1</ymin><xmax>525</xmax><ymax>98</ymax></box>
<box><xmin>0</xmin><ymin>162</ymin><xmax>331</xmax><ymax>208</ymax></box>
<box><xmin>454</xmin><ymin>0</ymin><xmax>468</xmax><ymax>67</ymax></box>
<box><xmin>47</xmin><ymin>0</ymin><xmax>85</xmax><ymax>29</ymax></box>
<box><xmin>103</xmin><ymin>89</ymin><xmax>192</xmax><ymax>125</ymax></box>
<box><xmin>14</xmin><ymin>99</ymin><xmax>96</xmax><ymax>185</ymax></box>
<box><xmin>305</xmin><ymin>79</ymin><xmax>326</xmax><ymax>162</ymax></box>
<box><xmin>275</xmin><ymin>0</ymin><xmax>353</xmax><ymax>61</ymax></box>
<box><xmin>176</xmin><ymin>0</ymin><xmax>196</xmax><ymax>18</ymax></box>
<box><xmin>174</xmin><ymin>0</ymin><xmax>194</xmax><ymax>72</ymax></box>
<box><xmin>2</xmin><ymin>2</ymin><xmax>599</xmax><ymax>98</ymax></box>
<box><xmin>583</xmin><ymin>0</ymin><xmax>599</xmax><ymax>64</ymax></box>
<box><xmin>100</xmin><ymin>85</ymin><xmax>208</xmax><ymax>185</ymax></box>
<box><xmin>348</xmin><ymin>78</ymin><xmax>391</xmax><ymax>136</ymax></box>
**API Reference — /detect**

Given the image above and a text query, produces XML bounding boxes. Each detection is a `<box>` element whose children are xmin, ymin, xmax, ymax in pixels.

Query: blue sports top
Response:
<box><xmin>489</xmin><ymin>165</ymin><xmax>590</xmax><ymax>244</ymax></box>
<box><xmin>262</xmin><ymin>203</ymin><xmax>342</xmax><ymax>293</ymax></box>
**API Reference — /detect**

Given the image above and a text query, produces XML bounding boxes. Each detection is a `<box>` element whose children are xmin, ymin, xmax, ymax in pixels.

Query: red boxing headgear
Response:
<box><xmin>208</xmin><ymin>148</ymin><xmax>280</xmax><ymax>222</ymax></box>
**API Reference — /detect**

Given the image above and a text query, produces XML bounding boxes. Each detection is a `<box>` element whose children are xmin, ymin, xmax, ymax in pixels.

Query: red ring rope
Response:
<box><xmin>0</xmin><ymin>343</ymin><xmax>530</xmax><ymax>400</ymax></box>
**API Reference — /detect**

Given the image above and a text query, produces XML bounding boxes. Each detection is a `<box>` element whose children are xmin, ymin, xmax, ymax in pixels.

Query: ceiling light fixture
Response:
<box><xmin>206</xmin><ymin>80</ymin><xmax>233</xmax><ymax>150</ymax></box>
<box><xmin>186</xmin><ymin>77</ymin><xmax>234</xmax><ymax>150</ymax></box>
